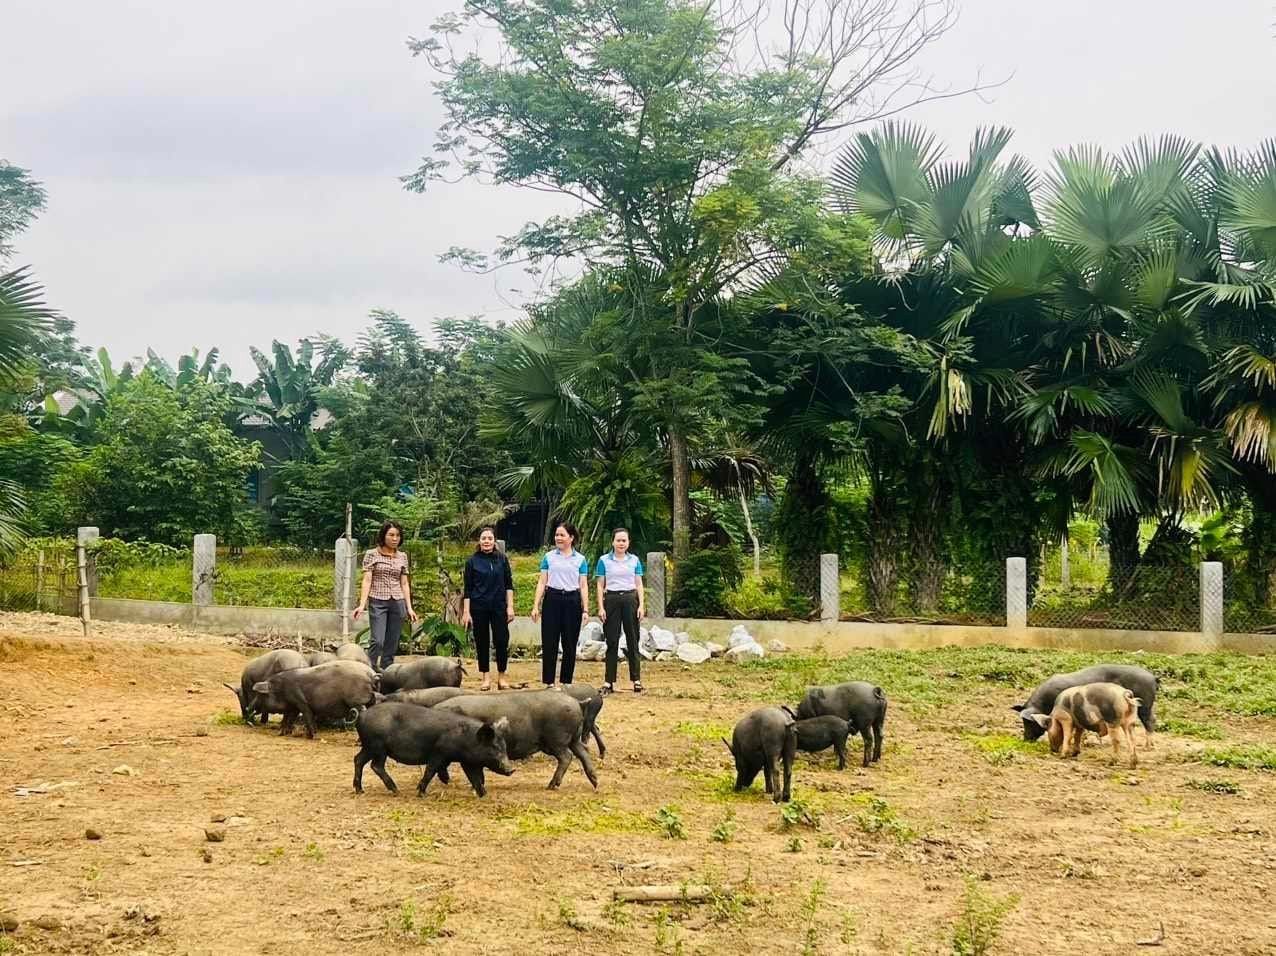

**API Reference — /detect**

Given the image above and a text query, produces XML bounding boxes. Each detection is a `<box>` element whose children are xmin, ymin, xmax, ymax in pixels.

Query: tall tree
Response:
<box><xmin>407</xmin><ymin>0</ymin><xmax>976</xmax><ymax>562</ymax></box>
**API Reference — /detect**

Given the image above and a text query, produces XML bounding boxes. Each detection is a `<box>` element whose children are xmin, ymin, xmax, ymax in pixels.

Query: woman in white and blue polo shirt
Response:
<box><xmin>595</xmin><ymin>527</ymin><xmax>644</xmax><ymax>694</ymax></box>
<box><xmin>531</xmin><ymin>521</ymin><xmax>590</xmax><ymax>688</ymax></box>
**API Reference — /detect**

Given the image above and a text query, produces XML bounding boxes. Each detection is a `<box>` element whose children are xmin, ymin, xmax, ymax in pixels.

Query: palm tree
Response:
<box><xmin>0</xmin><ymin>266</ymin><xmax>53</xmax><ymax>553</ymax></box>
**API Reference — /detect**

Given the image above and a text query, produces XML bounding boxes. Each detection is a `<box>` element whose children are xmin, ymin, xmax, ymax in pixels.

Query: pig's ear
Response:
<box><xmin>1029</xmin><ymin>713</ymin><xmax>1051</xmax><ymax>729</ymax></box>
<box><xmin>1131</xmin><ymin>697</ymin><xmax>1142</xmax><ymax>708</ymax></box>
<box><xmin>251</xmin><ymin>681</ymin><xmax>271</xmax><ymax>695</ymax></box>
<box><xmin>1009</xmin><ymin>703</ymin><xmax>1025</xmax><ymax>713</ymax></box>
<box><xmin>494</xmin><ymin>717</ymin><xmax>510</xmax><ymax>733</ymax></box>
<box><xmin>223</xmin><ymin>683</ymin><xmax>243</xmax><ymax>702</ymax></box>
<box><xmin>477</xmin><ymin>722</ymin><xmax>496</xmax><ymax>744</ymax></box>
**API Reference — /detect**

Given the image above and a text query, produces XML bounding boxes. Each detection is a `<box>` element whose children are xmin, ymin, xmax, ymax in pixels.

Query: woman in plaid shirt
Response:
<box><xmin>352</xmin><ymin>521</ymin><xmax>418</xmax><ymax>670</ymax></box>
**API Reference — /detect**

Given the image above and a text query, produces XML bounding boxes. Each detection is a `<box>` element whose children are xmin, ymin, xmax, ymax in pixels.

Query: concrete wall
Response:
<box><xmin>92</xmin><ymin>598</ymin><xmax>345</xmax><ymax>638</ymax></box>
<box><xmin>88</xmin><ymin>597</ymin><xmax>1276</xmax><ymax>655</ymax></box>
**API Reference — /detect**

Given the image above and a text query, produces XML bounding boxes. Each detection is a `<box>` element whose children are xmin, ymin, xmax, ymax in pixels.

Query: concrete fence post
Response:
<box><xmin>1006</xmin><ymin>557</ymin><xmax>1027</xmax><ymax>630</ymax></box>
<box><xmin>497</xmin><ymin>539</ymin><xmax>507</xmax><ymax>555</ymax></box>
<box><xmin>193</xmin><ymin>534</ymin><xmax>216</xmax><ymax>607</ymax></box>
<box><xmin>334</xmin><ymin>537</ymin><xmax>356</xmax><ymax>612</ymax></box>
<box><xmin>819</xmin><ymin>553</ymin><xmax>839</xmax><ymax>622</ymax></box>
<box><xmin>1200</xmin><ymin>561</ymin><xmax>1224</xmax><ymax>644</ymax></box>
<box><xmin>76</xmin><ymin>526</ymin><xmax>99</xmax><ymax>597</ymax></box>
<box><xmin>646</xmin><ymin>551</ymin><xmax>666</xmax><ymax>620</ymax></box>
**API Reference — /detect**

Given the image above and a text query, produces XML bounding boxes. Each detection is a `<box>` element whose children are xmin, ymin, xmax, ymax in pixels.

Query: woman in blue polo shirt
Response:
<box><xmin>531</xmin><ymin>522</ymin><xmax>590</xmax><ymax>688</ymax></box>
<box><xmin>595</xmin><ymin>527</ymin><xmax>644</xmax><ymax>695</ymax></box>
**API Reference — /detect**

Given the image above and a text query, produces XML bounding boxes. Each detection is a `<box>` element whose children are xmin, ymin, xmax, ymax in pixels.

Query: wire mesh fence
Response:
<box><xmin>1030</xmin><ymin>552</ymin><xmax>1201</xmax><ymax>632</ymax></box>
<box><xmin>0</xmin><ymin>541</ymin><xmax>78</xmax><ymax>613</ymax></box>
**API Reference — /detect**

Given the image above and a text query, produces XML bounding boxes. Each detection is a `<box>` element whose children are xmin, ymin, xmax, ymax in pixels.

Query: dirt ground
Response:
<box><xmin>1</xmin><ymin>613</ymin><xmax>1274</xmax><ymax>955</ymax></box>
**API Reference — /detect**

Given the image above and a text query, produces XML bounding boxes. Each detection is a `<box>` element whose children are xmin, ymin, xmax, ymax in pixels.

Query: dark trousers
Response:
<box><xmin>473</xmin><ymin>606</ymin><xmax>510</xmax><ymax>673</ymax></box>
<box><xmin>541</xmin><ymin>589</ymin><xmax>582</xmax><ymax>685</ymax></box>
<box><xmin>603</xmin><ymin>589</ymin><xmax>641</xmax><ymax>684</ymax></box>
<box><xmin>368</xmin><ymin>598</ymin><xmax>404</xmax><ymax>670</ymax></box>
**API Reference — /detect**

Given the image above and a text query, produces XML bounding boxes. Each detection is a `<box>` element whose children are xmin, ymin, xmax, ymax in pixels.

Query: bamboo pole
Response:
<box><xmin>75</xmin><ymin>544</ymin><xmax>91</xmax><ymax>637</ymax></box>
<box><xmin>341</xmin><ymin>502</ymin><xmax>353</xmax><ymax>640</ymax></box>
<box><xmin>611</xmin><ymin>885</ymin><xmax>715</xmax><ymax>903</ymax></box>
<box><xmin>35</xmin><ymin>549</ymin><xmax>44</xmax><ymax>612</ymax></box>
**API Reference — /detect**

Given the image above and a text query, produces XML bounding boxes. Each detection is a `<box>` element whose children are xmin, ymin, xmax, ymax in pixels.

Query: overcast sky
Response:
<box><xmin>3</xmin><ymin>0</ymin><xmax>1274</xmax><ymax>378</ymax></box>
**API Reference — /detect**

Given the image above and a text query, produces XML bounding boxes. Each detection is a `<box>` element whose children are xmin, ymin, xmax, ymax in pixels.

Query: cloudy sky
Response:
<box><xmin>3</xmin><ymin>0</ymin><xmax>1274</xmax><ymax>378</ymax></box>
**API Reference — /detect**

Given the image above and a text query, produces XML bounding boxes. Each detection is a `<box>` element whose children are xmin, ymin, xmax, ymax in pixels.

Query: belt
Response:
<box><xmin>546</xmin><ymin>587</ymin><xmax>580</xmax><ymax>596</ymax></box>
<box><xmin>605</xmin><ymin>589</ymin><xmax>637</xmax><ymax>595</ymax></box>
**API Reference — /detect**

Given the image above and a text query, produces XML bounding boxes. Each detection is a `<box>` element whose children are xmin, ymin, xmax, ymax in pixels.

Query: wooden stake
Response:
<box><xmin>342</xmin><ymin>502</ymin><xmax>353</xmax><ymax>640</ymax></box>
<box><xmin>35</xmin><ymin>549</ymin><xmax>45</xmax><ymax>612</ymax></box>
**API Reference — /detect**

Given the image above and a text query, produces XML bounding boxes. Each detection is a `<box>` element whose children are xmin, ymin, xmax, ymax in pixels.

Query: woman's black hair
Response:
<box><xmin>612</xmin><ymin>527</ymin><xmax>630</xmax><ymax>538</ymax></box>
<box><xmin>555</xmin><ymin>522</ymin><xmax>580</xmax><ymax>547</ymax></box>
<box><xmin>376</xmin><ymin>520</ymin><xmax>405</xmax><ymax>548</ymax></box>
<box><xmin>475</xmin><ymin>525</ymin><xmax>499</xmax><ymax>554</ymax></box>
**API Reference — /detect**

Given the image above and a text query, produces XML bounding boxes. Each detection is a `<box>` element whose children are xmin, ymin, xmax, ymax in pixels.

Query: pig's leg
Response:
<box><xmin>279</xmin><ymin>707</ymin><xmax>298</xmax><ymax>737</ymax></box>
<box><xmin>1068</xmin><ymin>725</ymin><xmax>1084</xmax><ymax>758</ymax></box>
<box><xmin>353</xmin><ymin>748</ymin><xmax>371</xmax><ymax>793</ymax></box>
<box><xmin>571</xmin><ymin>739</ymin><xmax>599</xmax><ymax>789</ymax></box>
<box><xmin>417</xmin><ymin>761</ymin><xmax>448</xmax><ymax>796</ymax></box>
<box><xmin>292</xmin><ymin>689</ymin><xmax>318</xmax><ymax>739</ymax></box>
<box><xmin>834</xmin><ymin>736</ymin><xmax>847</xmax><ymax>771</ymax></box>
<box><xmin>592</xmin><ymin>724</ymin><xmax>607</xmax><ymax>758</ymax></box>
<box><xmin>461</xmin><ymin>763</ymin><xmax>488</xmax><ymax>797</ymax></box>
<box><xmin>872</xmin><ymin>712</ymin><xmax>885</xmax><ymax>762</ymax></box>
<box><xmin>780</xmin><ymin>731</ymin><xmax>795</xmax><ymax>803</ymax></box>
<box><xmin>436</xmin><ymin>765</ymin><xmax>451</xmax><ymax>785</ymax></box>
<box><xmin>547</xmin><ymin>748</ymin><xmax>575</xmax><ymax>789</ymax></box>
<box><xmin>860</xmin><ymin>728</ymin><xmax>873</xmax><ymax>768</ymax></box>
<box><xmin>763</xmin><ymin>749</ymin><xmax>777</xmax><ymax>797</ymax></box>
<box><xmin>370</xmin><ymin>755</ymin><xmax>397</xmax><ymax>794</ymax></box>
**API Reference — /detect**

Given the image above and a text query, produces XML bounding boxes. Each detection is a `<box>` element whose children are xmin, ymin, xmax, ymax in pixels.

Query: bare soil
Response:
<box><xmin>1</xmin><ymin>613</ymin><xmax>1274</xmax><ymax>955</ymax></box>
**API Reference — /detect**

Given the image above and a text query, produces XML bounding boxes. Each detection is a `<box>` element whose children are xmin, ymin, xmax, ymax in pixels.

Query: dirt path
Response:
<box><xmin>1</xmin><ymin>613</ymin><xmax>1274</xmax><ymax>954</ymax></box>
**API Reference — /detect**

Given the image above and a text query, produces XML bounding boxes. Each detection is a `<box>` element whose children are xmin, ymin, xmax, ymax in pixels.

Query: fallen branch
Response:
<box><xmin>7</xmin><ymin>860</ymin><xmax>45</xmax><ymax>866</ymax></box>
<box><xmin>612</xmin><ymin>884</ymin><xmax>715</xmax><ymax>903</ymax></box>
<box><xmin>1136</xmin><ymin>921</ymin><xmax>1166</xmax><ymax>946</ymax></box>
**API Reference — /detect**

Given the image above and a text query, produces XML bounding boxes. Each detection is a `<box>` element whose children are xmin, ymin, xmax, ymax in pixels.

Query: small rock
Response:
<box><xmin>139</xmin><ymin>847</ymin><xmax>152</xmax><ymax>857</ymax></box>
<box><xmin>674</xmin><ymin>643</ymin><xmax>711</xmax><ymax>664</ymax></box>
<box><xmin>128</xmin><ymin>679</ymin><xmax>137</xmax><ymax>685</ymax></box>
<box><xmin>673</xmin><ymin>631</ymin><xmax>690</xmax><ymax>646</ymax></box>
<box><xmin>62</xmin><ymin>736</ymin><xmax>79</xmax><ymax>747</ymax></box>
<box><xmin>1123</xmin><ymin>776</ymin><xmax>1140</xmax><ymax>786</ymax></box>
<box><xmin>210</xmin><ymin>812</ymin><xmax>227</xmax><ymax>823</ymax></box>
<box><xmin>201</xmin><ymin>848</ymin><xmax>213</xmax><ymax>863</ymax></box>
<box><xmin>185</xmin><ymin>687</ymin><xmax>201</xmax><ymax>695</ymax></box>
<box><xmin>0</xmin><ymin>913</ymin><xmax>18</xmax><ymax>932</ymax></box>
<box><xmin>85</xmin><ymin>827</ymin><xmax>103</xmax><ymax>840</ymax></box>
<box><xmin>195</xmin><ymin>726</ymin><xmax>209</xmax><ymax>737</ymax></box>
<box><xmin>1189</xmin><ymin>866</ymin><xmax>1206</xmax><ymax>877</ymax></box>
<box><xmin>34</xmin><ymin>915</ymin><xmax>61</xmax><ymax>930</ymax></box>
<box><xmin>205</xmin><ymin>827</ymin><xmax>226</xmax><ymax>843</ymax></box>
<box><xmin>703</xmin><ymin>642</ymin><xmax>725</xmax><ymax>658</ymax></box>
<box><xmin>724</xmin><ymin>641</ymin><xmax>765</xmax><ymax>662</ymax></box>
<box><xmin>112</xmin><ymin>765</ymin><xmax>135</xmax><ymax>777</ymax></box>
<box><xmin>650</xmin><ymin>627</ymin><xmax>678</xmax><ymax>652</ymax></box>
<box><xmin>654</xmin><ymin>651</ymin><xmax>674</xmax><ymax>662</ymax></box>
<box><xmin>767</xmin><ymin>639</ymin><xmax>789</xmax><ymax>653</ymax></box>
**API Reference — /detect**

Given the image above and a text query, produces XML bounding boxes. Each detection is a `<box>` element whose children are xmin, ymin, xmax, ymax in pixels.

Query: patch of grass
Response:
<box><xmin>1184</xmin><ymin>778</ymin><xmax>1242</xmax><ymax>795</ymax></box>
<box><xmin>655</xmin><ymin>805</ymin><xmax>687</xmax><ymax>840</ymax></box>
<box><xmin>557</xmin><ymin>898</ymin><xmax>587</xmax><ymax>932</ymax></box>
<box><xmin>508</xmin><ymin>800</ymin><xmax>658</xmax><ymax>837</ymax></box>
<box><xmin>780</xmin><ymin>797</ymin><xmax>821</xmax><ymax>830</ymax></box>
<box><xmin>396</xmin><ymin>895</ymin><xmax>452</xmax><ymax>943</ymax></box>
<box><xmin>785</xmin><ymin>836</ymin><xmax>803</xmax><ymax>853</ymax></box>
<box><xmin>800</xmin><ymin>879</ymin><xmax>827</xmax><ymax>956</ymax></box>
<box><xmin>603</xmin><ymin>899</ymin><xmax>631</xmax><ymax>929</ymax></box>
<box><xmin>854</xmin><ymin>795</ymin><xmax>916</xmax><ymax>843</ymax></box>
<box><xmin>702</xmin><ymin>868</ymin><xmax>753</xmax><ymax>925</ymax></box>
<box><xmin>210</xmin><ymin>709</ymin><xmax>245</xmax><ymax>726</ymax></box>
<box><xmin>963</xmin><ymin>732</ymin><xmax>1042</xmax><ymax>766</ymax></box>
<box><xmin>1195</xmin><ymin>745</ymin><xmax>1276</xmax><ymax>771</ymax></box>
<box><xmin>950</xmin><ymin>877</ymin><xmax>1018</xmax><ymax>956</ymax></box>
<box><xmin>673</xmin><ymin>720</ymin><xmax>733</xmax><ymax>742</ymax></box>
<box><xmin>710</xmin><ymin>811</ymin><xmax>737</xmax><ymax>844</ymax></box>
<box><xmin>253</xmin><ymin>846</ymin><xmax>286</xmax><ymax>866</ymax></box>
<box><xmin>652</xmin><ymin>906</ymin><xmax>682</xmax><ymax>954</ymax></box>
<box><xmin>303</xmin><ymin>842</ymin><xmax>324</xmax><ymax>862</ymax></box>
<box><xmin>1158</xmin><ymin>716</ymin><xmax>1224</xmax><ymax>739</ymax></box>
<box><xmin>682</xmin><ymin>770</ymin><xmax>768</xmax><ymax>802</ymax></box>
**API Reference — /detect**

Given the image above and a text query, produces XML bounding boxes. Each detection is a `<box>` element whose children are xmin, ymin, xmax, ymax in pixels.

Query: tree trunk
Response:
<box><xmin>669</xmin><ymin>426</ymin><xmax>691</xmax><ymax>567</ymax></box>
<box><xmin>1240</xmin><ymin>472</ymin><xmax>1276</xmax><ymax>606</ymax></box>
<box><xmin>1106</xmin><ymin>511</ymin><xmax>1140</xmax><ymax>595</ymax></box>
<box><xmin>866</xmin><ymin>471</ymin><xmax>902</xmax><ymax>618</ymax></box>
<box><xmin>907</xmin><ymin>459</ymin><xmax>949</xmax><ymax>615</ymax></box>
<box><xmin>739</xmin><ymin>484</ymin><xmax>761</xmax><ymax>577</ymax></box>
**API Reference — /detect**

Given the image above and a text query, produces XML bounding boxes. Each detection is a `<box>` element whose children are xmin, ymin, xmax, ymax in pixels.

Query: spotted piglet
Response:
<box><xmin>1029</xmin><ymin>681</ymin><xmax>1143</xmax><ymax>769</ymax></box>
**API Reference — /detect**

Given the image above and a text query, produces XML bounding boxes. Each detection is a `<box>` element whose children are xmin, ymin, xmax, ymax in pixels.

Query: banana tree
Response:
<box><xmin>246</xmin><ymin>339</ymin><xmax>348</xmax><ymax>453</ymax></box>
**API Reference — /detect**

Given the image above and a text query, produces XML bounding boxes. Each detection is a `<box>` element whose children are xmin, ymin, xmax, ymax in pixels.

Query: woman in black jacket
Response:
<box><xmin>461</xmin><ymin>526</ymin><xmax>515</xmax><ymax>690</ymax></box>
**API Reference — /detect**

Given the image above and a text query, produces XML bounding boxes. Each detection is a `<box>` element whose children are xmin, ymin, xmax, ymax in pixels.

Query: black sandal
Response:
<box><xmin>600</xmin><ymin>684</ymin><xmax>614</xmax><ymax>696</ymax></box>
<box><xmin>633</xmin><ymin>682</ymin><xmax>644</xmax><ymax>694</ymax></box>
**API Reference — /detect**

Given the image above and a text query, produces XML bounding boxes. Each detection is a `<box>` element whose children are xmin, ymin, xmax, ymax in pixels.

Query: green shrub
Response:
<box><xmin>725</xmin><ymin>574</ymin><xmax>813</xmax><ymax>620</ymax></box>
<box><xmin>669</xmin><ymin>546</ymin><xmax>743</xmax><ymax>617</ymax></box>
